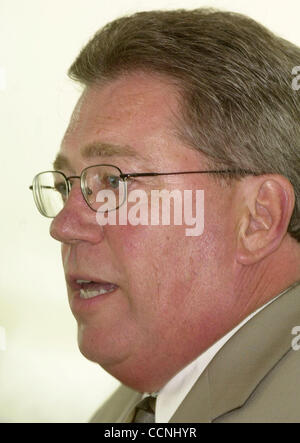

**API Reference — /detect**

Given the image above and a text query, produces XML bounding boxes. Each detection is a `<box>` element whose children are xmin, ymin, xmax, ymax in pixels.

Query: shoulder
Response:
<box><xmin>214</xmin><ymin>346</ymin><xmax>300</xmax><ymax>422</ymax></box>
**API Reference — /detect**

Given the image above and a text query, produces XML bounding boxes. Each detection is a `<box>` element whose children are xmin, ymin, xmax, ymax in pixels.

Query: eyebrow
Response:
<box><xmin>53</xmin><ymin>142</ymin><xmax>144</xmax><ymax>171</ymax></box>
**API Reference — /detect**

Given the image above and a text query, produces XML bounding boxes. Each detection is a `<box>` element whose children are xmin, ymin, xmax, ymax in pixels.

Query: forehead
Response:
<box><xmin>58</xmin><ymin>71</ymin><xmax>186</xmax><ymax>171</ymax></box>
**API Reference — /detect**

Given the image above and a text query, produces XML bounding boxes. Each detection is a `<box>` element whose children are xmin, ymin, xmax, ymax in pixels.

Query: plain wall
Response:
<box><xmin>1</xmin><ymin>0</ymin><xmax>299</xmax><ymax>422</ymax></box>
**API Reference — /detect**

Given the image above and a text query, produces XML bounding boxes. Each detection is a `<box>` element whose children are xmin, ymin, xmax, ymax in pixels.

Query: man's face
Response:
<box><xmin>50</xmin><ymin>71</ymin><xmax>237</xmax><ymax>392</ymax></box>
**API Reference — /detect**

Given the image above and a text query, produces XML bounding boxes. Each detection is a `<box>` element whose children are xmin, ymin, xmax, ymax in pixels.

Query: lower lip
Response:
<box><xmin>70</xmin><ymin>287</ymin><xmax>119</xmax><ymax>315</ymax></box>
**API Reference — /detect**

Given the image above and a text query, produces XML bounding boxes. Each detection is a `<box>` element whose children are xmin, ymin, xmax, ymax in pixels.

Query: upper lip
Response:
<box><xmin>66</xmin><ymin>274</ymin><xmax>118</xmax><ymax>291</ymax></box>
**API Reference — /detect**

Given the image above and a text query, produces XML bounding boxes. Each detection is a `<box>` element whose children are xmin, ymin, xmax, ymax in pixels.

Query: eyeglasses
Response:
<box><xmin>29</xmin><ymin>163</ymin><xmax>252</xmax><ymax>218</ymax></box>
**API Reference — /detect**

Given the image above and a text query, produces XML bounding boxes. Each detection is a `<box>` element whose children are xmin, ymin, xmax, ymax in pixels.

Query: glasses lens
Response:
<box><xmin>82</xmin><ymin>165</ymin><xmax>127</xmax><ymax>212</ymax></box>
<box><xmin>32</xmin><ymin>171</ymin><xmax>67</xmax><ymax>217</ymax></box>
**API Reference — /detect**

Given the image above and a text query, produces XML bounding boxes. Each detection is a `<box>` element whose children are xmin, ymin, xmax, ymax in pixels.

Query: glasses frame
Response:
<box><xmin>29</xmin><ymin>163</ymin><xmax>253</xmax><ymax>218</ymax></box>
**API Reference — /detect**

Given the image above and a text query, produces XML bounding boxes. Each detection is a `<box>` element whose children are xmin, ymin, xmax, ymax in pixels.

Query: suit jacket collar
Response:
<box><xmin>117</xmin><ymin>390</ymin><xmax>142</xmax><ymax>423</ymax></box>
<box><xmin>170</xmin><ymin>281</ymin><xmax>300</xmax><ymax>422</ymax></box>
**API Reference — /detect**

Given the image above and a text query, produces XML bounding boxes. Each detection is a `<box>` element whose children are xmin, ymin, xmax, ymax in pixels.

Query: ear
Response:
<box><xmin>236</xmin><ymin>175</ymin><xmax>295</xmax><ymax>265</ymax></box>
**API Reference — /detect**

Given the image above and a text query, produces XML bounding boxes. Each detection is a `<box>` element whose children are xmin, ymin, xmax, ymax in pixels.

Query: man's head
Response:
<box><xmin>49</xmin><ymin>9</ymin><xmax>300</xmax><ymax>392</ymax></box>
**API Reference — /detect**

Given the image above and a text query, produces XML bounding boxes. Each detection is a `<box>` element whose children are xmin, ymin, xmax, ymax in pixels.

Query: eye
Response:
<box><xmin>106</xmin><ymin>175</ymin><xmax>121</xmax><ymax>189</ymax></box>
<box><xmin>52</xmin><ymin>181</ymin><xmax>67</xmax><ymax>203</ymax></box>
<box><xmin>54</xmin><ymin>181</ymin><xmax>67</xmax><ymax>196</ymax></box>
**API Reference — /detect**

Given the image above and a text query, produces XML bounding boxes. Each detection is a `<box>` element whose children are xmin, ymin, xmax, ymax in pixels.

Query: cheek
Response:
<box><xmin>61</xmin><ymin>243</ymin><xmax>71</xmax><ymax>269</ymax></box>
<box><xmin>107</xmin><ymin>224</ymin><xmax>196</xmax><ymax>306</ymax></box>
<box><xmin>106</xmin><ymin>223</ymin><xmax>165</xmax><ymax>264</ymax></box>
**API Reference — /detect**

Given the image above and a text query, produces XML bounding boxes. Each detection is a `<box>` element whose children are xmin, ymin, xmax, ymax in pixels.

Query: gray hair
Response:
<box><xmin>68</xmin><ymin>8</ymin><xmax>300</xmax><ymax>242</ymax></box>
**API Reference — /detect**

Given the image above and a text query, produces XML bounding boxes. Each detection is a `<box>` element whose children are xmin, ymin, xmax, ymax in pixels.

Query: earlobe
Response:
<box><xmin>236</xmin><ymin>177</ymin><xmax>295</xmax><ymax>265</ymax></box>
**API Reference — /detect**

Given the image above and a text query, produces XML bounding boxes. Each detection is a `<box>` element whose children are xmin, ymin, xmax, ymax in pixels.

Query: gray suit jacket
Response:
<box><xmin>91</xmin><ymin>282</ymin><xmax>300</xmax><ymax>423</ymax></box>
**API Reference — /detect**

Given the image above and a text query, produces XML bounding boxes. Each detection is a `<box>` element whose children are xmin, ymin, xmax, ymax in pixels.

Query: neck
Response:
<box><xmin>233</xmin><ymin>234</ymin><xmax>300</xmax><ymax>323</ymax></box>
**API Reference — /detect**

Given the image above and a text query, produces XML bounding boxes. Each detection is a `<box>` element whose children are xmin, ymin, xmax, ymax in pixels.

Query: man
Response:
<box><xmin>31</xmin><ymin>9</ymin><xmax>300</xmax><ymax>422</ymax></box>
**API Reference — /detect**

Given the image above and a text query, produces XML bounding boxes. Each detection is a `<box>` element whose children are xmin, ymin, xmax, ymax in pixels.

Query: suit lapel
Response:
<box><xmin>169</xmin><ymin>370</ymin><xmax>211</xmax><ymax>422</ymax></box>
<box><xmin>170</xmin><ymin>282</ymin><xmax>300</xmax><ymax>422</ymax></box>
<box><xmin>90</xmin><ymin>384</ymin><xmax>142</xmax><ymax>423</ymax></box>
<box><xmin>117</xmin><ymin>390</ymin><xmax>143</xmax><ymax>423</ymax></box>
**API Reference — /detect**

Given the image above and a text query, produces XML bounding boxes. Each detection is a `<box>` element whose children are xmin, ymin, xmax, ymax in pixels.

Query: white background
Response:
<box><xmin>0</xmin><ymin>0</ymin><xmax>299</xmax><ymax>423</ymax></box>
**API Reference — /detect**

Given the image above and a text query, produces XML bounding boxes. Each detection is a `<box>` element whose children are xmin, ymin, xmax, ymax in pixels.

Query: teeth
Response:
<box><xmin>76</xmin><ymin>279</ymin><xmax>92</xmax><ymax>284</ymax></box>
<box><xmin>79</xmin><ymin>287</ymin><xmax>116</xmax><ymax>299</ymax></box>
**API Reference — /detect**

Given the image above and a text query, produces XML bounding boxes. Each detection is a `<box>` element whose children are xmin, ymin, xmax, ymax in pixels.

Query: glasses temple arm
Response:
<box><xmin>122</xmin><ymin>169</ymin><xmax>254</xmax><ymax>179</ymax></box>
<box><xmin>29</xmin><ymin>185</ymin><xmax>56</xmax><ymax>191</ymax></box>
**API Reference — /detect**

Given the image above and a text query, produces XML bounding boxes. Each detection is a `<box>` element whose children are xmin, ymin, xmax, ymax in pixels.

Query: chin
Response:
<box><xmin>77</xmin><ymin>323</ymin><xmax>129</xmax><ymax>368</ymax></box>
<box><xmin>76</xmin><ymin>325</ymin><xmax>144</xmax><ymax>390</ymax></box>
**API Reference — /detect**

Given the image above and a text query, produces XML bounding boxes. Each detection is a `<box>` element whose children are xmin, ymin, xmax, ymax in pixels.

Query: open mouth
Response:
<box><xmin>76</xmin><ymin>280</ymin><xmax>118</xmax><ymax>300</ymax></box>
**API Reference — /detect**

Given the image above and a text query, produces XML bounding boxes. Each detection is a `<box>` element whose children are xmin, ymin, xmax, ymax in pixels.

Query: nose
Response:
<box><xmin>50</xmin><ymin>184</ymin><xmax>104</xmax><ymax>244</ymax></box>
